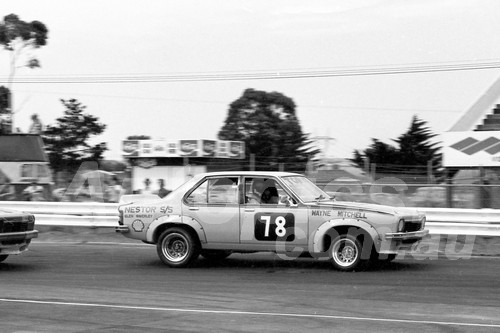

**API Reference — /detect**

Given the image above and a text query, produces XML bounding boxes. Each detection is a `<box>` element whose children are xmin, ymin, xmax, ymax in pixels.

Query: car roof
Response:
<box><xmin>197</xmin><ymin>171</ymin><xmax>303</xmax><ymax>178</ymax></box>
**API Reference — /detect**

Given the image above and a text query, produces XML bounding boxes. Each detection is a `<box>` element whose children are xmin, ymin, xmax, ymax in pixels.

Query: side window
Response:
<box><xmin>187</xmin><ymin>177</ymin><xmax>239</xmax><ymax>205</ymax></box>
<box><xmin>187</xmin><ymin>180</ymin><xmax>208</xmax><ymax>204</ymax></box>
<box><xmin>208</xmin><ymin>177</ymin><xmax>239</xmax><ymax>204</ymax></box>
<box><xmin>245</xmin><ymin>177</ymin><xmax>283</xmax><ymax>205</ymax></box>
<box><xmin>21</xmin><ymin>164</ymin><xmax>34</xmax><ymax>178</ymax></box>
<box><xmin>37</xmin><ymin>164</ymin><xmax>49</xmax><ymax>178</ymax></box>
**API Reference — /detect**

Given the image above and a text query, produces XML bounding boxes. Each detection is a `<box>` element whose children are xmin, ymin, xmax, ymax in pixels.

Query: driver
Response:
<box><xmin>248</xmin><ymin>178</ymin><xmax>279</xmax><ymax>204</ymax></box>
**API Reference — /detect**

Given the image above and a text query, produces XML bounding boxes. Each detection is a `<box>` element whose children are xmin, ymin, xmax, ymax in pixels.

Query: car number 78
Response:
<box><xmin>254</xmin><ymin>213</ymin><xmax>295</xmax><ymax>241</ymax></box>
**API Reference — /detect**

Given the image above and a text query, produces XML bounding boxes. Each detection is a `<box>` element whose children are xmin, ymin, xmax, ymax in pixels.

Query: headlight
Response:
<box><xmin>397</xmin><ymin>219</ymin><xmax>405</xmax><ymax>232</ymax></box>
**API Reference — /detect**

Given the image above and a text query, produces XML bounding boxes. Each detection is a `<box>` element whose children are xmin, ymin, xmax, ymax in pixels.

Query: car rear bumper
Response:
<box><xmin>115</xmin><ymin>226</ymin><xmax>130</xmax><ymax>233</ymax></box>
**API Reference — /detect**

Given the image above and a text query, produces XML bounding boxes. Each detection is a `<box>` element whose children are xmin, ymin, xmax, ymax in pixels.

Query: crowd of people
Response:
<box><xmin>140</xmin><ymin>178</ymin><xmax>171</xmax><ymax>198</ymax></box>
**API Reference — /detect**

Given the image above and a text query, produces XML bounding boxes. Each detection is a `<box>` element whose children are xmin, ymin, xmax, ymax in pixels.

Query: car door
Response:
<box><xmin>184</xmin><ymin>176</ymin><xmax>240</xmax><ymax>244</ymax></box>
<box><xmin>240</xmin><ymin>176</ymin><xmax>308</xmax><ymax>252</ymax></box>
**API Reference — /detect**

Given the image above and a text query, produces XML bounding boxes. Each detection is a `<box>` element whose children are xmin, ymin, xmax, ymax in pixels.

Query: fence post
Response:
<box><xmin>249</xmin><ymin>154</ymin><xmax>255</xmax><ymax>171</ymax></box>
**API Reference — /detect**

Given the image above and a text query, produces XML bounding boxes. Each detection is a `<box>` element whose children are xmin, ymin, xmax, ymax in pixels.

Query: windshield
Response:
<box><xmin>281</xmin><ymin>176</ymin><xmax>330</xmax><ymax>202</ymax></box>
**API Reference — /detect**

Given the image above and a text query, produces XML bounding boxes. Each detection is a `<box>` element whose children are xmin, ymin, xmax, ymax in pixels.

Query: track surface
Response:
<box><xmin>1</xmin><ymin>238</ymin><xmax>500</xmax><ymax>332</ymax></box>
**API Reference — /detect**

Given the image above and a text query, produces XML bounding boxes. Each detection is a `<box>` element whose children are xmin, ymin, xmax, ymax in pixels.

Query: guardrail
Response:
<box><xmin>0</xmin><ymin>202</ymin><xmax>499</xmax><ymax>236</ymax></box>
<box><xmin>1</xmin><ymin>202</ymin><xmax>119</xmax><ymax>228</ymax></box>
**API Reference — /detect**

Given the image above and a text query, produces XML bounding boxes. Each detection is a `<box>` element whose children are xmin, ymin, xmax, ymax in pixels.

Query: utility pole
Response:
<box><xmin>312</xmin><ymin>135</ymin><xmax>336</xmax><ymax>168</ymax></box>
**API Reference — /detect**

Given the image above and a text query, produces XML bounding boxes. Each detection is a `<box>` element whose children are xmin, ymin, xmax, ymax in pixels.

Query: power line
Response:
<box><xmin>3</xmin><ymin>59</ymin><xmax>500</xmax><ymax>84</ymax></box>
<box><xmin>15</xmin><ymin>88</ymin><xmax>462</xmax><ymax>113</ymax></box>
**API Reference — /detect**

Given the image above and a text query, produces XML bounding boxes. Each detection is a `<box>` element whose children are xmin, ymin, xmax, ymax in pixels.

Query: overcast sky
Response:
<box><xmin>2</xmin><ymin>0</ymin><xmax>500</xmax><ymax>160</ymax></box>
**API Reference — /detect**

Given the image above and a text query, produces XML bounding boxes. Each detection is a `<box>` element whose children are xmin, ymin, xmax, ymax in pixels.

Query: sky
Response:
<box><xmin>2</xmin><ymin>0</ymin><xmax>500</xmax><ymax>161</ymax></box>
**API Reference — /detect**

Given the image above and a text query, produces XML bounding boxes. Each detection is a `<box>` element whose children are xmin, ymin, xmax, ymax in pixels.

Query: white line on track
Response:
<box><xmin>1</xmin><ymin>298</ymin><xmax>499</xmax><ymax>328</ymax></box>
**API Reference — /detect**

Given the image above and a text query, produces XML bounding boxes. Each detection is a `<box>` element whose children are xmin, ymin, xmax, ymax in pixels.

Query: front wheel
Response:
<box><xmin>157</xmin><ymin>228</ymin><xmax>199</xmax><ymax>268</ymax></box>
<box><xmin>330</xmin><ymin>234</ymin><xmax>363</xmax><ymax>271</ymax></box>
<box><xmin>0</xmin><ymin>255</ymin><xmax>8</xmax><ymax>263</ymax></box>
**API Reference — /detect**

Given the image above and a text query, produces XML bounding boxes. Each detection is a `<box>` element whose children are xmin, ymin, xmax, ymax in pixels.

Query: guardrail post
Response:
<box><xmin>445</xmin><ymin>170</ymin><xmax>453</xmax><ymax>208</ymax></box>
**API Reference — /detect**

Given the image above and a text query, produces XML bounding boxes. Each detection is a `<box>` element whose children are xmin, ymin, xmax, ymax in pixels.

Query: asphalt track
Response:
<box><xmin>1</xmin><ymin>233</ymin><xmax>500</xmax><ymax>332</ymax></box>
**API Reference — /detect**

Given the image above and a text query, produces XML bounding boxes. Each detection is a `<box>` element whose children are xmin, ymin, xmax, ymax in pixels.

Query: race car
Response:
<box><xmin>0</xmin><ymin>208</ymin><xmax>38</xmax><ymax>262</ymax></box>
<box><xmin>116</xmin><ymin>171</ymin><xmax>428</xmax><ymax>271</ymax></box>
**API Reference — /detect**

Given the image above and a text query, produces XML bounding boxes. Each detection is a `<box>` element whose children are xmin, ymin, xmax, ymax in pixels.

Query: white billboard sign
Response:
<box><xmin>443</xmin><ymin>131</ymin><xmax>500</xmax><ymax>167</ymax></box>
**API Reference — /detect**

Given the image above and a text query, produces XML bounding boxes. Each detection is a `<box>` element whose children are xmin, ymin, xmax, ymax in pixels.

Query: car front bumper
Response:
<box><xmin>385</xmin><ymin>229</ymin><xmax>429</xmax><ymax>241</ymax></box>
<box><xmin>0</xmin><ymin>230</ymin><xmax>38</xmax><ymax>254</ymax></box>
<box><xmin>0</xmin><ymin>230</ymin><xmax>38</xmax><ymax>242</ymax></box>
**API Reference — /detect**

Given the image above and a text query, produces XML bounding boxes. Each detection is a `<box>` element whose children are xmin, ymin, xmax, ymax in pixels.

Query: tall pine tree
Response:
<box><xmin>352</xmin><ymin>115</ymin><xmax>441</xmax><ymax>178</ymax></box>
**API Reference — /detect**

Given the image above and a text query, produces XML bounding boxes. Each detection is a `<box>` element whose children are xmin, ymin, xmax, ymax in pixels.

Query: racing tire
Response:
<box><xmin>157</xmin><ymin>228</ymin><xmax>199</xmax><ymax>268</ymax></box>
<box><xmin>330</xmin><ymin>234</ymin><xmax>364</xmax><ymax>272</ymax></box>
<box><xmin>0</xmin><ymin>255</ymin><xmax>8</xmax><ymax>263</ymax></box>
<box><xmin>200</xmin><ymin>250</ymin><xmax>231</xmax><ymax>261</ymax></box>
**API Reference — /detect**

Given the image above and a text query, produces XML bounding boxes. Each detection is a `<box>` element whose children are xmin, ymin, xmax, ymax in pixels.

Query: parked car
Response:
<box><xmin>0</xmin><ymin>208</ymin><xmax>38</xmax><ymax>262</ymax></box>
<box><xmin>116</xmin><ymin>171</ymin><xmax>428</xmax><ymax>271</ymax></box>
<box><xmin>409</xmin><ymin>186</ymin><xmax>470</xmax><ymax>208</ymax></box>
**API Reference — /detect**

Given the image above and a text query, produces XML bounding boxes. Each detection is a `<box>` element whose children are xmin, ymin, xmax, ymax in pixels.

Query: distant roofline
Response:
<box><xmin>450</xmin><ymin>76</ymin><xmax>500</xmax><ymax>131</ymax></box>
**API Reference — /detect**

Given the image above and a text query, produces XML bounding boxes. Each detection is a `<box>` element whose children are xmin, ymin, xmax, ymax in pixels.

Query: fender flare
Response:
<box><xmin>146</xmin><ymin>215</ymin><xmax>207</xmax><ymax>244</ymax></box>
<box><xmin>310</xmin><ymin>218</ymin><xmax>381</xmax><ymax>253</ymax></box>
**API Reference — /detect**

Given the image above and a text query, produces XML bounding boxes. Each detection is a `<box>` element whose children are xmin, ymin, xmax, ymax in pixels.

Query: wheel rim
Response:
<box><xmin>332</xmin><ymin>238</ymin><xmax>359</xmax><ymax>267</ymax></box>
<box><xmin>161</xmin><ymin>233</ymin><xmax>190</xmax><ymax>263</ymax></box>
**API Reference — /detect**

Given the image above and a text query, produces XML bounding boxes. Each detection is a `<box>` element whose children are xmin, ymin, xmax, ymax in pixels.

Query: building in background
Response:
<box><xmin>0</xmin><ymin>134</ymin><xmax>53</xmax><ymax>200</ymax></box>
<box><xmin>443</xmin><ymin>76</ymin><xmax>500</xmax><ymax>208</ymax></box>
<box><xmin>122</xmin><ymin>138</ymin><xmax>245</xmax><ymax>194</ymax></box>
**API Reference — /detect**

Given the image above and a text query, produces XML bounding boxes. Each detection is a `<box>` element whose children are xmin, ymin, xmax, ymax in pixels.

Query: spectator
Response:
<box><xmin>23</xmin><ymin>181</ymin><xmax>44</xmax><ymax>201</ymax></box>
<box><xmin>106</xmin><ymin>176</ymin><xmax>124</xmax><ymax>202</ymax></box>
<box><xmin>28</xmin><ymin>113</ymin><xmax>44</xmax><ymax>134</ymax></box>
<box><xmin>141</xmin><ymin>178</ymin><xmax>153</xmax><ymax>195</ymax></box>
<box><xmin>157</xmin><ymin>178</ymin><xmax>171</xmax><ymax>198</ymax></box>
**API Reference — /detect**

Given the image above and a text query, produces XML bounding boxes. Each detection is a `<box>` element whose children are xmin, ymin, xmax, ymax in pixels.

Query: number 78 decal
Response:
<box><xmin>254</xmin><ymin>213</ymin><xmax>295</xmax><ymax>241</ymax></box>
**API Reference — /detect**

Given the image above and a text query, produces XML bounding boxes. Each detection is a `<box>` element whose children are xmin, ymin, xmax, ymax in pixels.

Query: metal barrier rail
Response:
<box><xmin>0</xmin><ymin>202</ymin><xmax>499</xmax><ymax>236</ymax></box>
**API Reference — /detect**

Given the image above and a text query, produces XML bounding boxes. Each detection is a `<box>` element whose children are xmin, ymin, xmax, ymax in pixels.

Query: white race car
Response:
<box><xmin>117</xmin><ymin>171</ymin><xmax>428</xmax><ymax>271</ymax></box>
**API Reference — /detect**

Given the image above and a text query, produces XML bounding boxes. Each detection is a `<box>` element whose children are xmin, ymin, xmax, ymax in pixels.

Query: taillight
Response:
<box><xmin>118</xmin><ymin>209</ymin><xmax>124</xmax><ymax>225</ymax></box>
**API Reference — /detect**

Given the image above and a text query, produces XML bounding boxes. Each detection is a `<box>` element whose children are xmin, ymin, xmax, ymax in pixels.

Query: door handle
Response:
<box><xmin>188</xmin><ymin>207</ymin><xmax>199</xmax><ymax>211</ymax></box>
<box><xmin>244</xmin><ymin>208</ymin><xmax>255</xmax><ymax>212</ymax></box>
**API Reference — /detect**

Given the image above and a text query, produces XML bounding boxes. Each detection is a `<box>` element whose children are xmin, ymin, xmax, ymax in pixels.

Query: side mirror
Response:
<box><xmin>283</xmin><ymin>196</ymin><xmax>298</xmax><ymax>207</ymax></box>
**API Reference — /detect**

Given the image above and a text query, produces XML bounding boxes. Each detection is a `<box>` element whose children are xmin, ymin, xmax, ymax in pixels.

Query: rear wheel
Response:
<box><xmin>330</xmin><ymin>234</ymin><xmax>363</xmax><ymax>271</ymax></box>
<box><xmin>0</xmin><ymin>255</ymin><xmax>8</xmax><ymax>263</ymax></box>
<box><xmin>157</xmin><ymin>228</ymin><xmax>199</xmax><ymax>268</ymax></box>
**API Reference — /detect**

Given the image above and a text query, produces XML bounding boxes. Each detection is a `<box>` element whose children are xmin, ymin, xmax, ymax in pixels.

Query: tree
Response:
<box><xmin>0</xmin><ymin>86</ymin><xmax>9</xmax><ymax>110</ymax></box>
<box><xmin>42</xmin><ymin>99</ymin><xmax>107</xmax><ymax>173</ymax></box>
<box><xmin>0</xmin><ymin>14</ymin><xmax>48</xmax><ymax>133</ymax></box>
<box><xmin>218</xmin><ymin>88</ymin><xmax>319</xmax><ymax>171</ymax></box>
<box><xmin>352</xmin><ymin>115</ymin><xmax>441</xmax><ymax>177</ymax></box>
<box><xmin>0</xmin><ymin>13</ymin><xmax>48</xmax><ymax>85</ymax></box>
<box><xmin>393</xmin><ymin>116</ymin><xmax>440</xmax><ymax>166</ymax></box>
<box><xmin>352</xmin><ymin>138</ymin><xmax>399</xmax><ymax>174</ymax></box>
